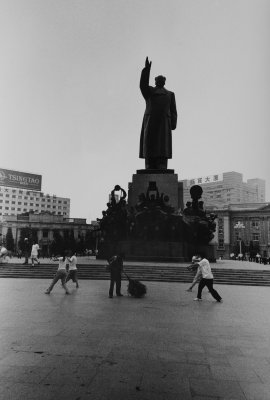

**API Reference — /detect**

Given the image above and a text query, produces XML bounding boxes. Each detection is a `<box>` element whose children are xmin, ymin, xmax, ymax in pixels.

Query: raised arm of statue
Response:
<box><xmin>145</xmin><ymin>56</ymin><xmax>152</xmax><ymax>69</ymax></box>
<box><xmin>140</xmin><ymin>57</ymin><xmax>152</xmax><ymax>100</ymax></box>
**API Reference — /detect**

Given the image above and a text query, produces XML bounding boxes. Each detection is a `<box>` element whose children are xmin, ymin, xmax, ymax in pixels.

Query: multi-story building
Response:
<box><xmin>180</xmin><ymin>171</ymin><xmax>265</xmax><ymax>208</ymax></box>
<box><xmin>0</xmin><ymin>167</ymin><xmax>70</xmax><ymax>218</ymax></box>
<box><xmin>0</xmin><ymin>213</ymin><xmax>94</xmax><ymax>255</ymax></box>
<box><xmin>211</xmin><ymin>202</ymin><xmax>270</xmax><ymax>259</ymax></box>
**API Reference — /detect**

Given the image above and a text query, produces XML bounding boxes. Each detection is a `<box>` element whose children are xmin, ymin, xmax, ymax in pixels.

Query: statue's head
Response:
<box><xmin>155</xmin><ymin>75</ymin><xmax>166</xmax><ymax>87</ymax></box>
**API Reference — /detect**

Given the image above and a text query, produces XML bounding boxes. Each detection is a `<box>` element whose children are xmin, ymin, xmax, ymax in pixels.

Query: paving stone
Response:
<box><xmin>0</xmin><ymin>278</ymin><xmax>270</xmax><ymax>399</ymax></box>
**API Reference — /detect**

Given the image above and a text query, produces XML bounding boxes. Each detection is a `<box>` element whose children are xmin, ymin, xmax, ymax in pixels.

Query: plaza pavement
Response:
<box><xmin>0</xmin><ymin>274</ymin><xmax>270</xmax><ymax>399</ymax></box>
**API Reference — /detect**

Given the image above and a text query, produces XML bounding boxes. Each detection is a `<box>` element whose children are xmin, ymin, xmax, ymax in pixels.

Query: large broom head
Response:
<box><xmin>127</xmin><ymin>278</ymin><xmax>147</xmax><ymax>298</ymax></box>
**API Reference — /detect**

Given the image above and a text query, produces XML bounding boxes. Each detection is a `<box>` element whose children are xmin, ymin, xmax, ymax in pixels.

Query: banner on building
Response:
<box><xmin>0</xmin><ymin>168</ymin><xmax>42</xmax><ymax>191</ymax></box>
<box><xmin>187</xmin><ymin>174</ymin><xmax>223</xmax><ymax>187</ymax></box>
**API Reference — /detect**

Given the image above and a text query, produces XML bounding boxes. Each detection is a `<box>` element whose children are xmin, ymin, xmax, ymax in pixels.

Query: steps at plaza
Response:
<box><xmin>1</xmin><ymin>263</ymin><xmax>270</xmax><ymax>286</ymax></box>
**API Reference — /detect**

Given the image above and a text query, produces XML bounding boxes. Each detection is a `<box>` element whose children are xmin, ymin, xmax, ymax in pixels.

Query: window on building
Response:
<box><xmin>252</xmin><ymin>233</ymin><xmax>260</xmax><ymax>241</ymax></box>
<box><xmin>18</xmin><ymin>202</ymin><xmax>21</xmax><ymax>205</ymax></box>
<box><xmin>5</xmin><ymin>200</ymin><xmax>9</xmax><ymax>204</ymax></box>
<box><xmin>30</xmin><ymin>197</ymin><xmax>34</xmax><ymax>200</ymax></box>
<box><xmin>12</xmin><ymin>201</ymin><xmax>15</xmax><ymax>204</ymax></box>
<box><xmin>30</xmin><ymin>203</ymin><xmax>33</xmax><ymax>206</ymax></box>
<box><xmin>11</xmin><ymin>207</ymin><xmax>15</xmax><ymax>210</ymax></box>
<box><xmin>58</xmin><ymin>200</ymin><xmax>62</xmax><ymax>204</ymax></box>
<box><xmin>251</xmin><ymin>221</ymin><xmax>259</xmax><ymax>229</ymax></box>
<box><xmin>43</xmin><ymin>230</ymin><xmax>49</xmax><ymax>238</ymax></box>
<box><xmin>5</xmin><ymin>207</ymin><xmax>9</xmax><ymax>210</ymax></box>
<box><xmin>218</xmin><ymin>238</ymin><xmax>224</xmax><ymax>249</ymax></box>
<box><xmin>5</xmin><ymin>194</ymin><xmax>9</xmax><ymax>198</ymax></box>
<box><xmin>24</xmin><ymin>203</ymin><xmax>27</xmax><ymax>206</ymax></box>
<box><xmin>24</xmin><ymin>196</ymin><xmax>28</xmax><ymax>200</ymax></box>
<box><xmin>18</xmin><ymin>196</ymin><xmax>22</xmax><ymax>199</ymax></box>
<box><xmin>12</xmin><ymin>189</ymin><xmax>16</xmax><ymax>193</ymax></box>
<box><xmin>64</xmin><ymin>201</ymin><xmax>67</xmax><ymax>204</ymax></box>
<box><xmin>41</xmin><ymin>204</ymin><xmax>45</xmax><ymax>208</ymax></box>
<box><xmin>42</xmin><ymin>199</ymin><xmax>45</xmax><ymax>202</ymax></box>
<box><xmin>19</xmin><ymin>190</ymin><xmax>23</xmax><ymax>194</ymax></box>
<box><xmin>0</xmin><ymin>194</ymin><xmax>3</xmax><ymax>197</ymax></box>
<box><xmin>18</xmin><ymin>208</ymin><xmax>21</xmax><ymax>211</ymax></box>
<box><xmin>12</xmin><ymin>195</ymin><xmax>16</xmax><ymax>198</ymax></box>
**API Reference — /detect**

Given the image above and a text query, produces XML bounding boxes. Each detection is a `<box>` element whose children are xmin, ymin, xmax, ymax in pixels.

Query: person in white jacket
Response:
<box><xmin>192</xmin><ymin>255</ymin><xmax>223</xmax><ymax>302</ymax></box>
<box><xmin>31</xmin><ymin>241</ymin><xmax>40</xmax><ymax>267</ymax></box>
<box><xmin>66</xmin><ymin>252</ymin><xmax>79</xmax><ymax>288</ymax></box>
<box><xmin>45</xmin><ymin>253</ymin><xmax>69</xmax><ymax>294</ymax></box>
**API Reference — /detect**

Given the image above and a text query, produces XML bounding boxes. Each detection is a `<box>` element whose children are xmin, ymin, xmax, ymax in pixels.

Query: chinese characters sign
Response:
<box><xmin>187</xmin><ymin>174</ymin><xmax>223</xmax><ymax>187</ymax></box>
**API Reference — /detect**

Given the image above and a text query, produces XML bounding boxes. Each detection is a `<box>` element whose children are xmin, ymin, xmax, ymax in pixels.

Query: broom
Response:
<box><xmin>123</xmin><ymin>271</ymin><xmax>147</xmax><ymax>298</ymax></box>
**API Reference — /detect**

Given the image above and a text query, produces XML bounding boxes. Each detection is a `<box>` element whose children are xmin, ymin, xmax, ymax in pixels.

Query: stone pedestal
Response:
<box><xmin>128</xmin><ymin>169</ymin><xmax>183</xmax><ymax>211</ymax></box>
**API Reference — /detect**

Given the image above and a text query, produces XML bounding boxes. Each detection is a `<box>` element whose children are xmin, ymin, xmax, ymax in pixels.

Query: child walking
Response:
<box><xmin>45</xmin><ymin>253</ymin><xmax>69</xmax><ymax>294</ymax></box>
<box><xmin>66</xmin><ymin>252</ymin><xmax>79</xmax><ymax>288</ymax></box>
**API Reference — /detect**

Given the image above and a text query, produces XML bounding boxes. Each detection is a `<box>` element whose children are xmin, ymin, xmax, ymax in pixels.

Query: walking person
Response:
<box><xmin>45</xmin><ymin>253</ymin><xmax>69</xmax><ymax>294</ymax></box>
<box><xmin>66</xmin><ymin>252</ymin><xmax>79</xmax><ymax>288</ymax></box>
<box><xmin>186</xmin><ymin>255</ymin><xmax>202</xmax><ymax>292</ymax></box>
<box><xmin>107</xmin><ymin>254</ymin><xmax>124</xmax><ymax>298</ymax></box>
<box><xmin>22</xmin><ymin>238</ymin><xmax>31</xmax><ymax>265</ymax></box>
<box><xmin>192</xmin><ymin>255</ymin><xmax>223</xmax><ymax>302</ymax></box>
<box><xmin>0</xmin><ymin>246</ymin><xmax>8</xmax><ymax>259</ymax></box>
<box><xmin>31</xmin><ymin>241</ymin><xmax>40</xmax><ymax>267</ymax></box>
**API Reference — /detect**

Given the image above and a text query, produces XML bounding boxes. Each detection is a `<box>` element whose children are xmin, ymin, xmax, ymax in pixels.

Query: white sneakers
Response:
<box><xmin>193</xmin><ymin>298</ymin><xmax>202</xmax><ymax>301</ymax></box>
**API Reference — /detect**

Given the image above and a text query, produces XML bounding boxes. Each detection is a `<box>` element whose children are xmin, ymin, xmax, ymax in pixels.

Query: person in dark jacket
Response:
<box><xmin>139</xmin><ymin>57</ymin><xmax>177</xmax><ymax>170</ymax></box>
<box><xmin>22</xmin><ymin>238</ymin><xmax>31</xmax><ymax>265</ymax></box>
<box><xmin>107</xmin><ymin>254</ymin><xmax>124</xmax><ymax>298</ymax></box>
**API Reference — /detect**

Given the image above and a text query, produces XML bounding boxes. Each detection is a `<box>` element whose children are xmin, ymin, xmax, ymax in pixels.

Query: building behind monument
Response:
<box><xmin>0</xmin><ymin>167</ymin><xmax>70</xmax><ymax>217</ymax></box>
<box><xmin>180</xmin><ymin>171</ymin><xmax>265</xmax><ymax>208</ymax></box>
<box><xmin>0</xmin><ymin>168</ymin><xmax>95</xmax><ymax>255</ymax></box>
<box><xmin>179</xmin><ymin>171</ymin><xmax>268</xmax><ymax>259</ymax></box>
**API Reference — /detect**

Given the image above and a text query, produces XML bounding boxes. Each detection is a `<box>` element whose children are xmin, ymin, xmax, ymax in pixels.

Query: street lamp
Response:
<box><xmin>234</xmin><ymin>221</ymin><xmax>245</xmax><ymax>255</ymax></box>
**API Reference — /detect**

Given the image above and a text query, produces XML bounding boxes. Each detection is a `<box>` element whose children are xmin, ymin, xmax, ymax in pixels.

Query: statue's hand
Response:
<box><xmin>145</xmin><ymin>57</ymin><xmax>152</xmax><ymax>69</ymax></box>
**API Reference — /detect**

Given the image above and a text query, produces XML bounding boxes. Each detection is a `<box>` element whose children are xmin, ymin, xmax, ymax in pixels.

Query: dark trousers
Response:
<box><xmin>197</xmin><ymin>278</ymin><xmax>222</xmax><ymax>301</ymax></box>
<box><xmin>109</xmin><ymin>275</ymin><xmax>121</xmax><ymax>296</ymax></box>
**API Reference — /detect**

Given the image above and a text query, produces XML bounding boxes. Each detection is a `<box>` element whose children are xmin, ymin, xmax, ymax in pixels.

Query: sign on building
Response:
<box><xmin>187</xmin><ymin>174</ymin><xmax>223</xmax><ymax>187</ymax></box>
<box><xmin>0</xmin><ymin>168</ymin><xmax>42</xmax><ymax>191</ymax></box>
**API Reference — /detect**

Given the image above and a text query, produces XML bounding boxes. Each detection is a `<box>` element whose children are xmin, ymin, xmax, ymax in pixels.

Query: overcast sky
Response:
<box><xmin>1</xmin><ymin>0</ymin><xmax>269</xmax><ymax>222</ymax></box>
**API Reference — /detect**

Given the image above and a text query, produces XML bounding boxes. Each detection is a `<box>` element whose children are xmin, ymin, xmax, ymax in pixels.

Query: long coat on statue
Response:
<box><xmin>139</xmin><ymin>66</ymin><xmax>177</xmax><ymax>159</ymax></box>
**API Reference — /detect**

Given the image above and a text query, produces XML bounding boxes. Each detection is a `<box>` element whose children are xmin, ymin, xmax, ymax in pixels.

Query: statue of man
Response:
<box><xmin>139</xmin><ymin>57</ymin><xmax>177</xmax><ymax>170</ymax></box>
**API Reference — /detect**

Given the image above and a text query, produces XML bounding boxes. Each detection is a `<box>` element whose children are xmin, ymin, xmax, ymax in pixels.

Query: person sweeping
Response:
<box><xmin>107</xmin><ymin>254</ymin><xmax>124</xmax><ymax>298</ymax></box>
